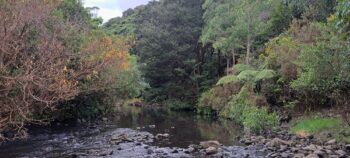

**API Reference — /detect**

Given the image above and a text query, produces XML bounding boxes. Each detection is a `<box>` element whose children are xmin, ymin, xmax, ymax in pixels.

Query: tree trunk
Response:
<box><xmin>232</xmin><ymin>48</ymin><xmax>235</xmax><ymax>67</ymax></box>
<box><xmin>226</xmin><ymin>57</ymin><xmax>230</xmax><ymax>75</ymax></box>
<box><xmin>217</xmin><ymin>49</ymin><xmax>221</xmax><ymax>76</ymax></box>
<box><xmin>246</xmin><ymin>11</ymin><xmax>252</xmax><ymax>65</ymax></box>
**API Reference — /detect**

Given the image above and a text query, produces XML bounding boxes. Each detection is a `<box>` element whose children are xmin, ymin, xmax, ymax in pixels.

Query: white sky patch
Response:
<box><xmin>83</xmin><ymin>0</ymin><xmax>122</xmax><ymax>22</ymax></box>
<box><xmin>83</xmin><ymin>0</ymin><xmax>152</xmax><ymax>22</ymax></box>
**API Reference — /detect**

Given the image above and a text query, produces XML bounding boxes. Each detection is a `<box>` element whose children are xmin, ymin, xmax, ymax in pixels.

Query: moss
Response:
<box><xmin>291</xmin><ymin>117</ymin><xmax>350</xmax><ymax>143</ymax></box>
<box><xmin>291</xmin><ymin>118</ymin><xmax>342</xmax><ymax>134</ymax></box>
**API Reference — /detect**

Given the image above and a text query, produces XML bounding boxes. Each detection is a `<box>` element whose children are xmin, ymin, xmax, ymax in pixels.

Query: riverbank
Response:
<box><xmin>240</xmin><ymin>128</ymin><xmax>350</xmax><ymax>158</ymax></box>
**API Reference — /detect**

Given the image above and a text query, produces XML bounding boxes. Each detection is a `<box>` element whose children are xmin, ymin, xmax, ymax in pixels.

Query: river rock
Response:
<box><xmin>110</xmin><ymin>134</ymin><xmax>133</xmax><ymax>144</ymax></box>
<box><xmin>346</xmin><ymin>144</ymin><xmax>350</xmax><ymax>151</ymax></box>
<box><xmin>205</xmin><ymin>146</ymin><xmax>218</xmax><ymax>155</ymax></box>
<box><xmin>293</xmin><ymin>153</ymin><xmax>305</xmax><ymax>158</ymax></box>
<box><xmin>98</xmin><ymin>150</ymin><xmax>113</xmax><ymax>156</ymax></box>
<box><xmin>335</xmin><ymin>150</ymin><xmax>346</xmax><ymax>156</ymax></box>
<box><xmin>184</xmin><ymin>147</ymin><xmax>195</xmax><ymax>154</ymax></box>
<box><xmin>155</xmin><ymin>133</ymin><xmax>170</xmax><ymax>139</ymax></box>
<box><xmin>102</xmin><ymin>117</ymin><xmax>108</xmax><ymax>121</ymax></box>
<box><xmin>148</xmin><ymin>125</ymin><xmax>156</xmax><ymax>128</ymax></box>
<box><xmin>326</xmin><ymin>139</ymin><xmax>336</xmax><ymax>145</ymax></box>
<box><xmin>171</xmin><ymin>149</ymin><xmax>179</xmax><ymax>153</ymax></box>
<box><xmin>200</xmin><ymin>140</ymin><xmax>220</xmax><ymax>149</ymax></box>
<box><xmin>268</xmin><ymin>138</ymin><xmax>291</xmax><ymax>147</ymax></box>
<box><xmin>155</xmin><ymin>148</ymin><xmax>166</xmax><ymax>153</ymax></box>
<box><xmin>303</xmin><ymin>144</ymin><xmax>318</xmax><ymax>151</ymax></box>
<box><xmin>305</xmin><ymin>153</ymin><xmax>319</xmax><ymax>158</ymax></box>
<box><xmin>147</xmin><ymin>149</ymin><xmax>154</xmax><ymax>154</ymax></box>
<box><xmin>280</xmin><ymin>152</ymin><xmax>290</xmax><ymax>158</ymax></box>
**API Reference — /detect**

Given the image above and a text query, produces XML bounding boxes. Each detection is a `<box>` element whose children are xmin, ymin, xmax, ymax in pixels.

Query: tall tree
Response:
<box><xmin>134</xmin><ymin>0</ymin><xmax>204</xmax><ymax>105</ymax></box>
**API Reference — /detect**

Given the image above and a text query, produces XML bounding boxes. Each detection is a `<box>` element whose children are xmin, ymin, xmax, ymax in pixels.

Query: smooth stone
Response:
<box><xmin>205</xmin><ymin>146</ymin><xmax>218</xmax><ymax>155</ymax></box>
<box><xmin>326</xmin><ymin>139</ymin><xmax>336</xmax><ymax>145</ymax></box>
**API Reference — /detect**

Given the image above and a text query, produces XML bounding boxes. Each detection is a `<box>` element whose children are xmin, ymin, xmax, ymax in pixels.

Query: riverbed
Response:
<box><xmin>0</xmin><ymin>107</ymin><xmax>266</xmax><ymax>158</ymax></box>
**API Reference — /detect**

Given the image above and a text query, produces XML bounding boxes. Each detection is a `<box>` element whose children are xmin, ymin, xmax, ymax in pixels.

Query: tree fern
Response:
<box><xmin>216</xmin><ymin>75</ymin><xmax>240</xmax><ymax>85</ymax></box>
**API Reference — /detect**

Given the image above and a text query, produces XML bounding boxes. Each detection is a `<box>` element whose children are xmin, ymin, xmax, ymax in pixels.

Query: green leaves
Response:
<box><xmin>255</xmin><ymin>69</ymin><xmax>276</xmax><ymax>81</ymax></box>
<box><xmin>216</xmin><ymin>75</ymin><xmax>240</xmax><ymax>86</ymax></box>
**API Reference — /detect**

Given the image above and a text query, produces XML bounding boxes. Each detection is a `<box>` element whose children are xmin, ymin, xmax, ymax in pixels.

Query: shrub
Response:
<box><xmin>243</xmin><ymin>106</ymin><xmax>279</xmax><ymax>133</ymax></box>
<box><xmin>220</xmin><ymin>86</ymin><xmax>279</xmax><ymax>133</ymax></box>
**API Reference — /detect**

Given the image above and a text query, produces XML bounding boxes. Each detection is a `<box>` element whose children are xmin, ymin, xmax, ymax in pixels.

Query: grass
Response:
<box><xmin>291</xmin><ymin>118</ymin><xmax>342</xmax><ymax>134</ymax></box>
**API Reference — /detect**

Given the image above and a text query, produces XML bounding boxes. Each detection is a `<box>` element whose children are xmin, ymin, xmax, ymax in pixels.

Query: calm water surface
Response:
<box><xmin>0</xmin><ymin>107</ymin><xmax>243</xmax><ymax>157</ymax></box>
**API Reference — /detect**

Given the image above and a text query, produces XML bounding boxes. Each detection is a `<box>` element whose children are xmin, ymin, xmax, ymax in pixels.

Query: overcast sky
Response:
<box><xmin>83</xmin><ymin>0</ymin><xmax>152</xmax><ymax>22</ymax></box>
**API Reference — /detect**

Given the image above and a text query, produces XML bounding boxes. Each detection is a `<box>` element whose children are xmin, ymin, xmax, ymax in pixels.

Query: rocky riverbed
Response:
<box><xmin>2</xmin><ymin>106</ymin><xmax>349</xmax><ymax>158</ymax></box>
<box><xmin>0</xmin><ymin>127</ymin><xmax>266</xmax><ymax>158</ymax></box>
<box><xmin>240</xmin><ymin>130</ymin><xmax>350</xmax><ymax>158</ymax></box>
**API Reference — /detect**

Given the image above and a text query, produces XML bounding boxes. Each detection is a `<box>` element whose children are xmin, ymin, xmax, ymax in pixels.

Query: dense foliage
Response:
<box><xmin>102</xmin><ymin>0</ymin><xmax>350</xmax><ymax>133</ymax></box>
<box><xmin>197</xmin><ymin>0</ymin><xmax>349</xmax><ymax>132</ymax></box>
<box><xmin>0</xmin><ymin>0</ymin><xmax>145</xmax><ymax>140</ymax></box>
<box><xmin>104</xmin><ymin>0</ymin><xmax>221</xmax><ymax>109</ymax></box>
<box><xmin>1</xmin><ymin>0</ymin><xmax>349</xmax><ymax>138</ymax></box>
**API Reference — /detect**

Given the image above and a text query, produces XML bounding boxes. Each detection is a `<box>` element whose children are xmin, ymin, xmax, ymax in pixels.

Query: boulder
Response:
<box><xmin>200</xmin><ymin>140</ymin><xmax>220</xmax><ymax>149</ymax></box>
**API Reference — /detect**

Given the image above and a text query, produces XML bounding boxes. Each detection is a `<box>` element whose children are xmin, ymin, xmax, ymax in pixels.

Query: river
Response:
<box><xmin>0</xmin><ymin>106</ymin><xmax>265</xmax><ymax>158</ymax></box>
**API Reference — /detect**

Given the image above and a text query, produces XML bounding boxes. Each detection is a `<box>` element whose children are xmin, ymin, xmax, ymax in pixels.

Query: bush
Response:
<box><xmin>243</xmin><ymin>106</ymin><xmax>279</xmax><ymax>133</ymax></box>
<box><xmin>163</xmin><ymin>99</ymin><xmax>193</xmax><ymax>111</ymax></box>
<box><xmin>220</xmin><ymin>86</ymin><xmax>279</xmax><ymax>133</ymax></box>
<box><xmin>198</xmin><ymin>75</ymin><xmax>243</xmax><ymax>114</ymax></box>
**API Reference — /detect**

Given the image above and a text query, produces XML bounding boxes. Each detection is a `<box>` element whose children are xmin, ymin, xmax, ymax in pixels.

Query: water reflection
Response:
<box><xmin>112</xmin><ymin>106</ymin><xmax>243</xmax><ymax>147</ymax></box>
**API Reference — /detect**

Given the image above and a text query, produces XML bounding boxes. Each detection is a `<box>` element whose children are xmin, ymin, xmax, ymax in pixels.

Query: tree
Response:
<box><xmin>133</xmin><ymin>0</ymin><xmax>204</xmax><ymax>106</ymax></box>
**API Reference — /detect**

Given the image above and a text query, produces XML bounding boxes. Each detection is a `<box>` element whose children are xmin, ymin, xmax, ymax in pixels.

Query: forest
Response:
<box><xmin>0</xmin><ymin>0</ymin><xmax>350</xmax><ymax>157</ymax></box>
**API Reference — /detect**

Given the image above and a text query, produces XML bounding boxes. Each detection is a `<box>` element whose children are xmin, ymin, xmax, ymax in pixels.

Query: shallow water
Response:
<box><xmin>0</xmin><ymin>107</ymin><xmax>244</xmax><ymax>157</ymax></box>
<box><xmin>111</xmin><ymin>107</ymin><xmax>243</xmax><ymax>147</ymax></box>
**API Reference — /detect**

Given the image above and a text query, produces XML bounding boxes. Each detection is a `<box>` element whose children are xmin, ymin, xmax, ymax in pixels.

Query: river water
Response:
<box><xmin>0</xmin><ymin>107</ymin><xmax>246</xmax><ymax>158</ymax></box>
